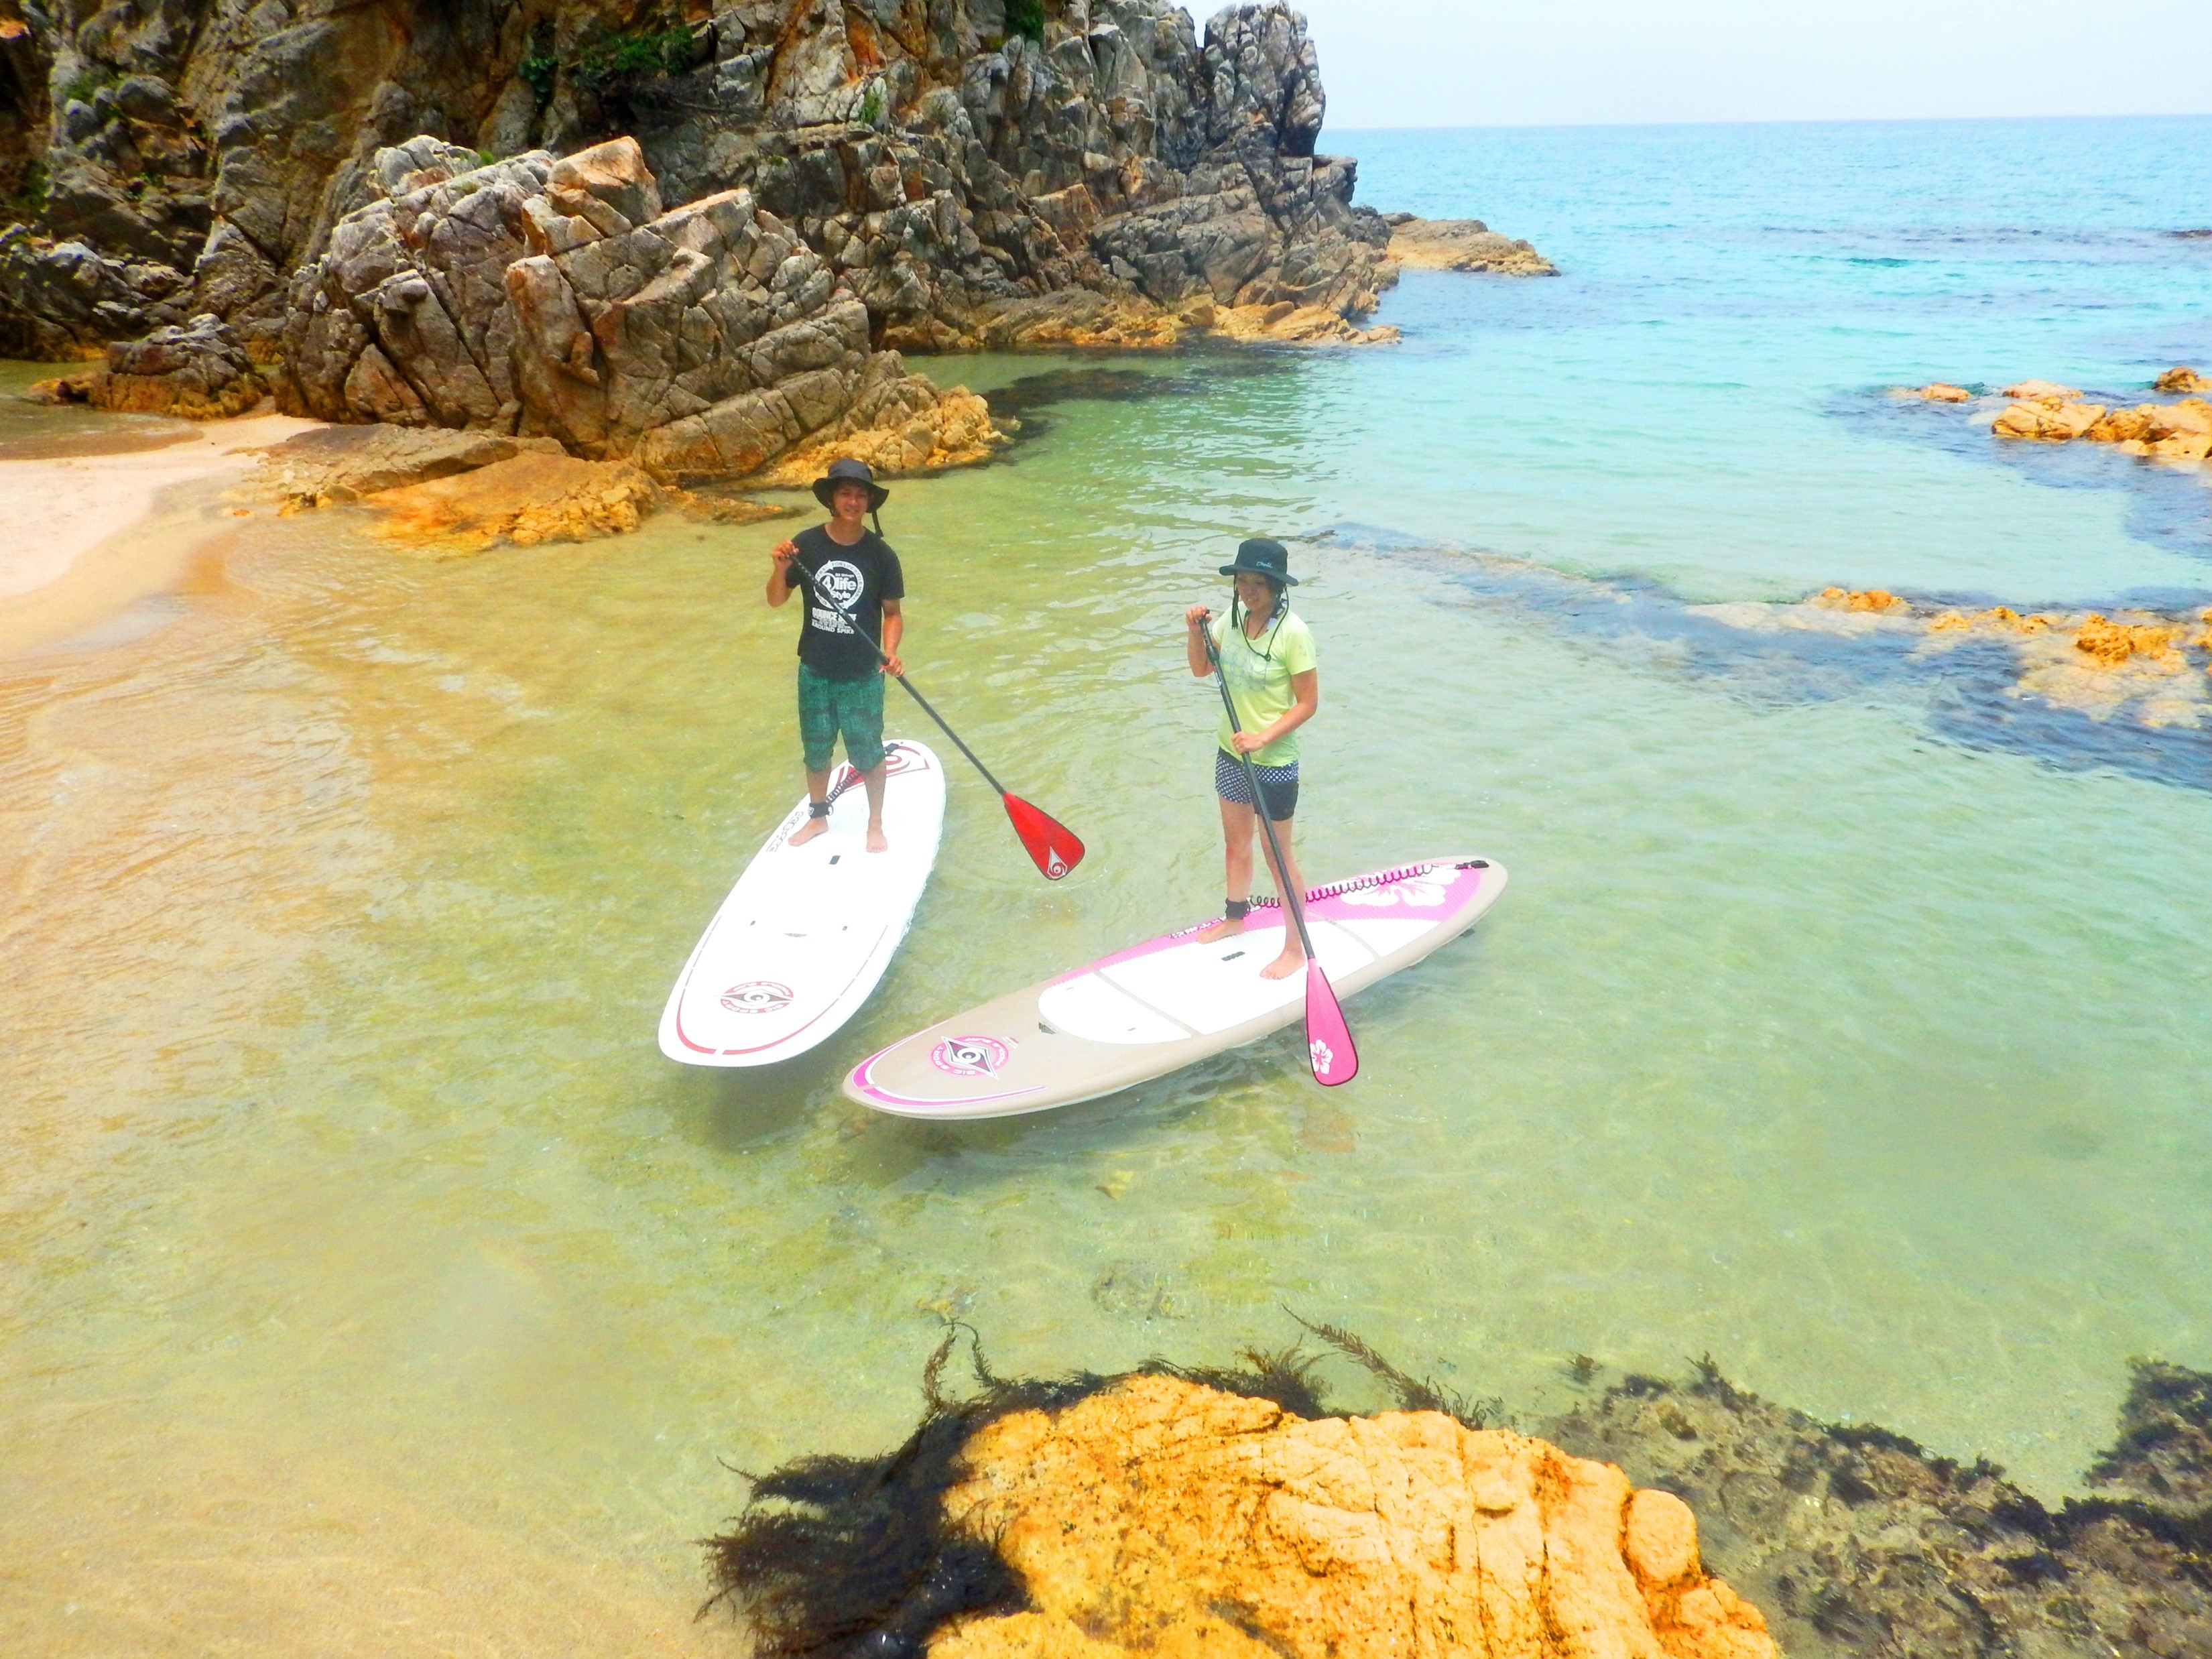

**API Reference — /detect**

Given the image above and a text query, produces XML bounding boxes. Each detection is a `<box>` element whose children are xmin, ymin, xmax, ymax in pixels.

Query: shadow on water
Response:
<box><xmin>981</xmin><ymin>349</ymin><xmax>1294</xmax><ymax>452</ymax></box>
<box><xmin>691</xmin><ymin>1059</ymin><xmax>841</xmax><ymax>1151</ymax></box>
<box><xmin>1313</xmin><ymin>521</ymin><xmax>2212</xmax><ymax>796</ymax></box>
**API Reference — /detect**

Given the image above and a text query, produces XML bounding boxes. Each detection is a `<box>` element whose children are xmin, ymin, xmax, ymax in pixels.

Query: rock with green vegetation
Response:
<box><xmin>1</xmin><ymin>1</ymin><xmax>1411</xmax><ymax>365</ymax></box>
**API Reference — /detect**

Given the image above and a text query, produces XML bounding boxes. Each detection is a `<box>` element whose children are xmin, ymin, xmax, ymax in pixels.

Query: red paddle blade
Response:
<box><xmin>1001</xmin><ymin>793</ymin><xmax>1085</xmax><ymax>881</ymax></box>
<box><xmin>1304</xmin><ymin>962</ymin><xmax>1359</xmax><ymax>1087</ymax></box>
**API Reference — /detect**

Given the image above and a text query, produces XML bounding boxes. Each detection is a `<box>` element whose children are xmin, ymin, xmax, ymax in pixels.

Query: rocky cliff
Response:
<box><xmin>0</xmin><ymin>0</ymin><xmax>1398</xmax><ymax>367</ymax></box>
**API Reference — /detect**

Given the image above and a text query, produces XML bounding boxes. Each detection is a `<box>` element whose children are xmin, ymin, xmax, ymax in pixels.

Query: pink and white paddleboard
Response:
<box><xmin>844</xmin><ymin>857</ymin><xmax>1507</xmax><ymax>1118</ymax></box>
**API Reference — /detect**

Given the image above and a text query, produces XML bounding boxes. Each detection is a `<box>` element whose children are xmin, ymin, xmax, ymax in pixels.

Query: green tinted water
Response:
<box><xmin>5</xmin><ymin>342</ymin><xmax>2209</xmax><ymax>1648</ymax></box>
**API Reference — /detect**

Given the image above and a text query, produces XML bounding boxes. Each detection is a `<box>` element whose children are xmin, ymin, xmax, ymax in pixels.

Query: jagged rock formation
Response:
<box><xmin>275</xmin><ymin>134</ymin><xmax>999</xmax><ymax>482</ymax></box>
<box><xmin>0</xmin><ymin>0</ymin><xmax>1402</xmax><ymax>374</ymax></box>
<box><xmin>1386</xmin><ymin>213</ymin><xmax>1556</xmax><ymax>276</ymax></box>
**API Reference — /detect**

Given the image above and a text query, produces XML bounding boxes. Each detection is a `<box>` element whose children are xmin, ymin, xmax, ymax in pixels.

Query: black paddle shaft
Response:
<box><xmin>784</xmin><ymin>558</ymin><xmax>1009</xmax><ymax>796</ymax></box>
<box><xmin>1201</xmin><ymin>617</ymin><xmax>1318</xmax><ymax>964</ymax></box>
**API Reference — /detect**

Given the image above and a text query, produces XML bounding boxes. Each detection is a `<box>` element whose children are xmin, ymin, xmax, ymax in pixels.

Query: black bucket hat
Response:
<box><xmin>1218</xmin><ymin>537</ymin><xmax>1298</xmax><ymax>585</ymax></box>
<box><xmin>812</xmin><ymin>456</ymin><xmax>889</xmax><ymax>513</ymax></box>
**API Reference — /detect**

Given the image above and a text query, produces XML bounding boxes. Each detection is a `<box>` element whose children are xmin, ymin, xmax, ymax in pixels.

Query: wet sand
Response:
<box><xmin>0</xmin><ymin>409</ymin><xmax>321</xmax><ymax>655</ymax></box>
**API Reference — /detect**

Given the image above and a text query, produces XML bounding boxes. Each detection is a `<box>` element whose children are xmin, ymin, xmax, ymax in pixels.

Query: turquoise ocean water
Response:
<box><xmin>3</xmin><ymin>116</ymin><xmax>2209</xmax><ymax>1652</ymax></box>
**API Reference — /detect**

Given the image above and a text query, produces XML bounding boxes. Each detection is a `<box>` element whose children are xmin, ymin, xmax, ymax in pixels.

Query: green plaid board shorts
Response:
<box><xmin>796</xmin><ymin>662</ymin><xmax>886</xmax><ymax>774</ymax></box>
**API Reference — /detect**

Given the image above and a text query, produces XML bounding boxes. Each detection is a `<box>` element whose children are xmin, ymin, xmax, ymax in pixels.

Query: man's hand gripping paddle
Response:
<box><xmin>788</xmin><ymin>561</ymin><xmax>1085</xmax><ymax>880</ymax></box>
<box><xmin>1201</xmin><ymin>617</ymin><xmax>1357</xmax><ymax>1087</ymax></box>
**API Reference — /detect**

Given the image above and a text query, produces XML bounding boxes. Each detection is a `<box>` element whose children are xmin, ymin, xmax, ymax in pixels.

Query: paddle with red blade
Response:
<box><xmin>786</xmin><ymin>562</ymin><xmax>1085</xmax><ymax>881</ymax></box>
<box><xmin>1200</xmin><ymin>617</ymin><xmax>1357</xmax><ymax>1087</ymax></box>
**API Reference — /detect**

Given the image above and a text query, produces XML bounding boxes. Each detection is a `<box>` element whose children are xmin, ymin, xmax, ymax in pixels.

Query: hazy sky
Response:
<box><xmin>1287</xmin><ymin>1</ymin><xmax>2212</xmax><ymax>129</ymax></box>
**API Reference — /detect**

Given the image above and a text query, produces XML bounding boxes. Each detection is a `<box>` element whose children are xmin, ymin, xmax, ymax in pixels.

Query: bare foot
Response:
<box><xmin>867</xmin><ymin>822</ymin><xmax>889</xmax><ymax>853</ymax></box>
<box><xmin>790</xmin><ymin>813</ymin><xmax>828</xmax><ymax>847</ymax></box>
<box><xmin>1195</xmin><ymin>916</ymin><xmax>1247</xmax><ymax>942</ymax></box>
<box><xmin>1259</xmin><ymin>945</ymin><xmax>1305</xmax><ymax>981</ymax></box>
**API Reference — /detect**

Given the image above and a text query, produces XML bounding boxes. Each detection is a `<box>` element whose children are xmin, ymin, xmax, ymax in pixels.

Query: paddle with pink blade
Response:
<box><xmin>1201</xmin><ymin>619</ymin><xmax>1358</xmax><ymax>1087</ymax></box>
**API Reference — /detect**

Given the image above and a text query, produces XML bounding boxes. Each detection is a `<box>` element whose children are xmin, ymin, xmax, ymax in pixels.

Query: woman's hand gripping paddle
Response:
<box><xmin>787</xmin><ymin>562</ymin><xmax>1085</xmax><ymax>880</ymax></box>
<box><xmin>1201</xmin><ymin>619</ymin><xmax>1358</xmax><ymax>1087</ymax></box>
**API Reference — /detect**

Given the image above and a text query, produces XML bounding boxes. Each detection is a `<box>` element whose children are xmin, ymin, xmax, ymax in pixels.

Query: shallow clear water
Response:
<box><xmin>4</xmin><ymin>117</ymin><xmax>2211</xmax><ymax>1652</ymax></box>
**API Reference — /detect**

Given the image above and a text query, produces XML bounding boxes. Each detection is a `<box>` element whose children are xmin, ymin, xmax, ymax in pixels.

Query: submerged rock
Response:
<box><xmin>1552</xmin><ymin>1359</ymin><xmax>2212</xmax><ymax>1658</ymax></box>
<box><xmin>1902</xmin><ymin>381</ymin><xmax>1973</xmax><ymax>402</ymax></box>
<box><xmin>2074</xmin><ymin>613</ymin><xmax>2185</xmax><ymax>669</ymax></box>
<box><xmin>1384</xmin><ymin>214</ymin><xmax>1558</xmax><ymax>276</ymax></box>
<box><xmin>1812</xmin><ymin>587</ymin><xmax>1911</xmax><ymax>613</ymax></box>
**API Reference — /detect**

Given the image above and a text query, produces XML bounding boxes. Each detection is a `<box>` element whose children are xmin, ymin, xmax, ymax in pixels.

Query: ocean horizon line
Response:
<box><xmin>1330</xmin><ymin>109</ymin><xmax>2212</xmax><ymax>137</ymax></box>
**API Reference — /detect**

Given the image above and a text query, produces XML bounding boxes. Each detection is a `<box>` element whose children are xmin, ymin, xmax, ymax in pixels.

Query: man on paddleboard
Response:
<box><xmin>1184</xmin><ymin>539</ymin><xmax>1319</xmax><ymax>980</ymax></box>
<box><xmin>768</xmin><ymin>458</ymin><xmax>905</xmax><ymax>853</ymax></box>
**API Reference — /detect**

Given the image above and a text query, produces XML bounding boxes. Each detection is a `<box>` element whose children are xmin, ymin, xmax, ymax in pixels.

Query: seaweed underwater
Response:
<box><xmin>698</xmin><ymin>1322</ymin><xmax>2212</xmax><ymax>1658</ymax></box>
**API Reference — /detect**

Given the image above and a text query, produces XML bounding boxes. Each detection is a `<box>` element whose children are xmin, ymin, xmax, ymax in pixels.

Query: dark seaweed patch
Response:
<box><xmin>1312</xmin><ymin>523</ymin><xmax>2212</xmax><ymax>797</ymax></box>
<box><xmin>1146</xmin><ymin>1343</ymin><xmax>1332</xmax><ymax>1419</ymax></box>
<box><xmin>977</xmin><ymin>350</ymin><xmax>1289</xmax><ymax>451</ymax></box>
<box><xmin>1289</xmin><ymin>1309</ymin><xmax>1506</xmax><ymax>1428</ymax></box>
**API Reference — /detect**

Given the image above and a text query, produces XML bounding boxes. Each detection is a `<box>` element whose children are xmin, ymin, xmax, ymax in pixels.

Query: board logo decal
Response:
<box><xmin>1310</xmin><ymin>1037</ymin><xmax>1338</xmax><ymax>1077</ymax></box>
<box><xmin>931</xmin><ymin>1035</ymin><xmax>1009</xmax><ymax>1077</ymax></box>
<box><xmin>721</xmin><ymin>980</ymin><xmax>794</xmax><ymax>1014</ymax></box>
<box><xmin>1044</xmin><ymin>849</ymin><xmax>1069</xmax><ymax>880</ymax></box>
<box><xmin>1341</xmin><ymin>877</ymin><xmax>1449</xmax><ymax>910</ymax></box>
<box><xmin>881</xmin><ymin>743</ymin><xmax>926</xmax><ymax>776</ymax></box>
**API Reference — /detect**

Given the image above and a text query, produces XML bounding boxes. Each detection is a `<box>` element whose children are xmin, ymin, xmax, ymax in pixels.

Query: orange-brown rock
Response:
<box><xmin>750</xmin><ymin>384</ymin><xmax>1003</xmax><ymax>488</ymax></box>
<box><xmin>1993</xmin><ymin>400</ymin><xmax>2104</xmax><ymax>440</ymax></box>
<box><xmin>2001</xmin><ymin>379</ymin><xmax>2081</xmax><ymax>403</ymax></box>
<box><xmin>29</xmin><ymin>314</ymin><xmax>267</xmax><ymax>420</ymax></box>
<box><xmin>2153</xmin><ymin>366</ymin><xmax>2208</xmax><ymax>393</ymax></box>
<box><xmin>2075</xmin><ymin>613</ymin><xmax>2183</xmax><ymax>669</ymax></box>
<box><xmin>1815</xmin><ymin>586</ymin><xmax>1911</xmax><ymax>613</ymax></box>
<box><xmin>1928</xmin><ymin>605</ymin><xmax>2057</xmax><ymax>634</ymax></box>
<box><xmin>930</xmin><ymin>1374</ymin><xmax>1776</xmax><ymax>1659</ymax></box>
<box><xmin>2085</xmin><ymin>406</ymin><xmax>2156</xmax><ymax>443</ymax></box>
<box><xmin>364</xmin><ymin>452</ymin><xmax>662</xmax><ymax>555</ymax></box>
<box><xmin>1906</xmin><ymin>383</ymin><xmax>1973</xmax><ymax>402</ymax></box>
<box><xmin>1384</xmin><ymin>215</ymin><xmax>1558</xmax><ymax>276</ymax></box>
<box><xmin>1213</xmin><ymin>300</ymin><xmax>1400</xmax><ymax>345</ymax></box>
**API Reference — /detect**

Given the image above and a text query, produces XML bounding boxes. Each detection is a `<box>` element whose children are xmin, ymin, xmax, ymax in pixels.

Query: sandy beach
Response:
<box><xmin>0</xmin><ymin>410</ymin><xmax>320</xmax><ymax>654</ymax></box>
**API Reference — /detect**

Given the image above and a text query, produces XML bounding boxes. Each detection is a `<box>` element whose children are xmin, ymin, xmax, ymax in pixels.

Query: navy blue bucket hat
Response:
<box><xmin>812</xmin><ymin>456</ymin><xmax>889</xmax><ymax>512</ymax></box>
<box><xmin>1219</xmin><ymin>537</ymin><xmax>1298</xmax><ymax>585</ymax></box>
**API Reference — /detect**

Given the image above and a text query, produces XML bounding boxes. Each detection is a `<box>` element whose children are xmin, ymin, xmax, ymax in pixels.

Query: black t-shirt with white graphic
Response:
<box><xmin>790</xmin><ymin>524</ymin><xmax>904</xmax><ymax>680</ymax></box>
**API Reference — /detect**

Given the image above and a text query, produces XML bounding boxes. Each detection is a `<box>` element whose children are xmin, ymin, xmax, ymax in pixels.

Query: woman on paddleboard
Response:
<box><xmin>767</xmin><ymin>458</ymin><xmax>906</xmax><ymax>853</ymax></box>
<box><xmin>1184</xmin><ymin>538</ymin><xmax>1318</xmax><ymax>980</ymax></box>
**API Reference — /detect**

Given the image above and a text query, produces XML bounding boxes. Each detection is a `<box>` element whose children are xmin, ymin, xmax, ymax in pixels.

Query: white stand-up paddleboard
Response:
<box><xmin>659</xmin><ymin>741</ymin><xmax>945</xmax><ymax>1067</ymax></box>
<box><xmin>845</xmin><ymin>857</ymin><xmax>1506</xmax><ymax>1117</ymax></box>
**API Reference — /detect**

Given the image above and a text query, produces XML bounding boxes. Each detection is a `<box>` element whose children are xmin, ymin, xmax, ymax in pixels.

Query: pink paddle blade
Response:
<box><xmin>1001</xmin><ymin>793</ymin><xmax>1085</xmax><ymax>881</ymax></box>
<box><xmin>1303</xmin><ymin>963</ymin><xmax>1359</xmax><ymax>1087</ymax></box>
